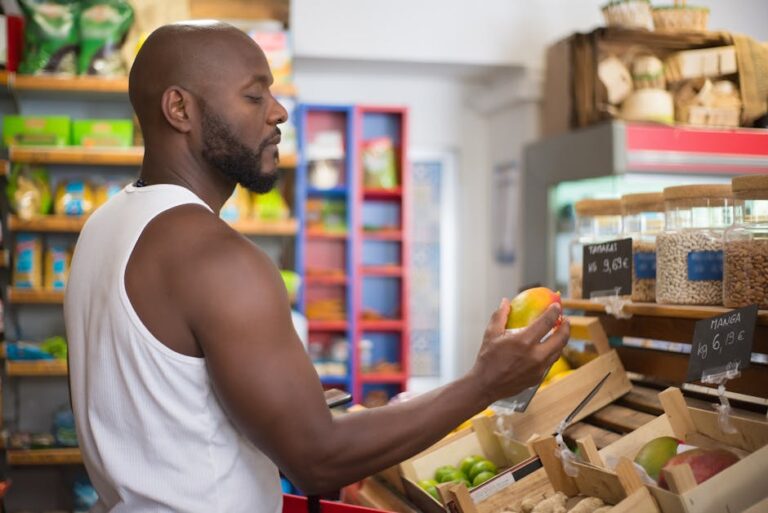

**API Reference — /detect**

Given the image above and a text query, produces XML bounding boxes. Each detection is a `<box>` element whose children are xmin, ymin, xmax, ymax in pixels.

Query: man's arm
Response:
<box><xmin>182</xmin><ymin>227</ymin><xmax>568</xmax><ymax>494</ymax></box>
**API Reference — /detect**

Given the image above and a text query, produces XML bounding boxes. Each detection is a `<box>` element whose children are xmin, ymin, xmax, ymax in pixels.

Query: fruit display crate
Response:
<box><xmin>530</xmin><ymin>387</ymin><xmax>768</xmax><ymax>513</ymax></box>
<box><xmin>385</xmin><ymin>316</ymin><xmax>633</xmax><ymax>513</ymax></box>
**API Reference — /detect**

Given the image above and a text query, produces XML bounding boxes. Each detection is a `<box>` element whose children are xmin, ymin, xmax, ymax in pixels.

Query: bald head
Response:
<box><xmin>129</xmin><ymin>21</ymin><xmax>269</xmax><ymax>134</ymax></box>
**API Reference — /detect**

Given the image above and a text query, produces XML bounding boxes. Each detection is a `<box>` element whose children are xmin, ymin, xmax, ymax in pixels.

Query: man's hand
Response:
<box><xmin>469</xmin><ymin>298</ymin><xmax>570</xmax><ymax>404</ymax></box>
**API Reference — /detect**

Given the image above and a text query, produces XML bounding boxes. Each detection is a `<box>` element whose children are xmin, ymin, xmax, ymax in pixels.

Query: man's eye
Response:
<box><xmin>246</xmin><ymin>95</ymin><xmax>263</xmax><ymax>103</ymax></box>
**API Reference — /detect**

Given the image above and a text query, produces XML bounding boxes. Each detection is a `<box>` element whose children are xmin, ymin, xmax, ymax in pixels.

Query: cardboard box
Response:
<box><xmin>3</xmin><ymin>116</ymin><xmax>71</xmax><ymax>147</ymax></box>
<box><xmin>541</xmin><ymin>27</ymin><xmax>742</xmax><ymax>136</ymax></box>
<box><xmin>72</xmin><ymin>119</ymin><xmax>134</xmax><ymax>148</ymax></box>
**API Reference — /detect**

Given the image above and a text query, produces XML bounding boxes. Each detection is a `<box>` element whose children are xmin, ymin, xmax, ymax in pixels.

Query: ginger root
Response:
<box><xmin>530</xmin><ymin>492</ymin><xmax>567</xmax><ymax>513</ymax></box>
<box><xmin>592</xmin><ymin>507</ymin><xmax>612</xmax><ymax>513</ymax></box>
<box><xmin>521</xmin><ymin>493</ymin><xmax>546</xmax><ymax>513</ymax></box>
<box><xmin>568</xmin><ymin>497</ymin><xmax>605</xmax><ymax>513</ymax></box>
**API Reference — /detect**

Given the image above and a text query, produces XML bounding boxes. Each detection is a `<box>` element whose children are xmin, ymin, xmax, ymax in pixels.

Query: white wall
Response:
<box><xmin>292</xmin><ymin>0</ymin><xmax>768</xmax><ymax>381</ymax></box>
<box><xmin>293</xmin><ymin>1</ymin><xmax>768</xmax><ymax>70</ymax></box>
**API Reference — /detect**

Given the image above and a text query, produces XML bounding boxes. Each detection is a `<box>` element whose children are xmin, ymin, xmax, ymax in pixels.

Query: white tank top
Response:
<box><xmin>65</xmin><ymin>184</ymin><xmax>282</xmax><ymax>513</ymax></box>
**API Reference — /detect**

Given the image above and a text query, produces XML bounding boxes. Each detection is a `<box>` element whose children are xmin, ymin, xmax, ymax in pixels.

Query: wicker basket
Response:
<box><xmin>653</xmin><ymin>0</ymin><xmax>709</xmax><ymax>32</ymax></box>
<box><xmin>601</xmin><ymin>0</ymin><xmax>654</xmax><ymax>31</ymax></box>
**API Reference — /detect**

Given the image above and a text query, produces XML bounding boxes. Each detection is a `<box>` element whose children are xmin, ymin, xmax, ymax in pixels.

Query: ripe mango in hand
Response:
<box><xmin>506</xmin><ymin>287</ymin><xmax>562</xmax><ymax>329</ymax></box>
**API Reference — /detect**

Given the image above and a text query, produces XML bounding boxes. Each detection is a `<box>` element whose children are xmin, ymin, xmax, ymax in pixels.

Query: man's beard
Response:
<box><xmin>200</xmin><ymin>103</ymin><xmax>279</xmax><ymax>194</ymax></box>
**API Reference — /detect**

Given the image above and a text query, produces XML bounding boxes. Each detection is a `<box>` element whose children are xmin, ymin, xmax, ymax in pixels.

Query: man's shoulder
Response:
<box><xmin>145</xmin><ymin>203</ymin><xmax>267</xmax><ymax>270</ymax></box>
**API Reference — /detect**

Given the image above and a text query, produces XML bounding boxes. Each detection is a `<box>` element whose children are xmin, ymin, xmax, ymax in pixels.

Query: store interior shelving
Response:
<box><xmin>353</xmin><ymin>105</ymin><xmax>410</xmax><ymax>404</ymax></box>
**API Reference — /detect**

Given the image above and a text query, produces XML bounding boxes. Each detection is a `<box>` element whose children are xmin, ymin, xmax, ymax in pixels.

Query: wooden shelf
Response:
<box><xmin>363</xmin><ymin>230</ymin><xmax>402</xmax><ymax>241</ymax></box>
<box><xmin>363</xmin><ymin>187</ymin><xmax>402</xmax><ymax>200</ymax></box>
<box><xmin>279</xmin><ymin>154</ymin><xmax>298</xmax><ymax>168</ymax></box>
<box><xmin>359</xmin><ymin>320</ymin><xmax>404</xmax><ymax>331</ymax></box>
<box><xmin>6</xmin><ymin>359</ymin><xmax>67</xmax><ymax>377</ymax></box>
<box><xmin>362</xmin><ymin>266</ymin><xmax>403</xmax><ymax>277</ymax></box>
<box><xmin>0</xmin><ymin>249</ymin><xmax>8</xmax><ymax>268</ymax></box>
<box><xmin>306</xmin><ymin>230</ymin><xmax>348</xmax><ymax>240</ymax></box>
<box><xmin>7</xmin><ymin>448</ymin><xmax>82</xmax><ymax>465</ymax></box>
<box><xmin>304</xmin><ymin>275</ymin><xmax>348</xmax><ymax>286</ymax></box>
<box><xmin>9</xmin><ymin>145</ymin><xmax>144</xmax><ymax>165</ymax></box>
<box><xmin>9</xmin><ymin>214</ymin><xmax>86</xmax><ymax>233</ymax></box>
<box><xmin>229</xmin><ymin>218</ymin><xmax>298</xmax><ymax>236</ymax></box>
<box><xmin>0</xmin><ymin>160</ymin><xmax>9</xmax><ymax>176</ymax></box>
<box><xmin>8</xmin><ymin>288</ymin><xmax>64</xmax><ymax>304</ymax></box>
<box><xmin>8</xmin><ymin>215</ymin><xmax>298</xmax><ymax>237</ymax></box>
<box><xmin>562</xmin><ymin>299</ymin><xmax>768</xmax><ymax>326</ymax></box>
<box><xmin>308</xmin><ymin>321</ymin><xmax>348</xmax><ymax>332</ymax></box>
<box><xmin>359</xmin><ymin>372</ymin><xmax>406</xmax><ymax>384</ymax></box>
<box><xmin>13</xmin><ymin>74</ymin><xmax>128</xmax><ymax>93</ymax></box>
<box><xmin>4</xmin><ymin>73</ymin><xmax>298</xmax><ymax>98</ymax></box>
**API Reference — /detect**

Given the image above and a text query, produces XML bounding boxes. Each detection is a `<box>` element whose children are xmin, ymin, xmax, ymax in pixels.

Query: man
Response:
<box><xmin>64</xmin><ymin>21</ymin><xmax>569</xmax><ymax>512</ymax></box>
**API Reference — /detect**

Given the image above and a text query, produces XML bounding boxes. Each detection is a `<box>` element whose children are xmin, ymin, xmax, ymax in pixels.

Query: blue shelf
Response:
<box><xmin>320</xmin><ymin>375</ymin><xmax>349</xmax><ymax>386</ymax></box>
<box><xmin>308</xmin><ymin>187</ymin><xmax>348</xmax><ymax>197</ymax></box>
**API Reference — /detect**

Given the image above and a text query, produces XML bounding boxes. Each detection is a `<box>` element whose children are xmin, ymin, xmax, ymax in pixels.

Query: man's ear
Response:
<box><xmin>161</xmin><ymin>86</ymin><xmax>194</xmax><ymax>133</ymax></box>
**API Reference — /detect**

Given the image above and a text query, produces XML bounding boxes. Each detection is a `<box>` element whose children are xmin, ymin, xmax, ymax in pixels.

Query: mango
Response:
<box><xmin>506</xmin><ymin>287</ymin><xmax>562</xmax><ymax>329</ymax></box>
<box><xmin>543</xmin><ymin>358</ymin><xmax>572</xmax><ymax>383</ymax></box>
<box><xmin>634</xmin><ymin>436</ymin><xmax>679</xmax><ymax>481</ymax></box>
<box><xmin>657</xmin><ymin>448</ymin><xmax>740</xmax><ymax>489</ymax></box>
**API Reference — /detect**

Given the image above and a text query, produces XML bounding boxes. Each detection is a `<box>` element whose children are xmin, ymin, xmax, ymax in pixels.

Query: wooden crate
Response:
<box><xmin>533</xmin><ymin>387</ymin><xmax>768</xmax><ymax>513</ymax></box>
<box><xmin>399</xmin><ymin>317</ymin><xmax>632</xmax><ymax>513</ymax></box>
<box><xmin>493</xmin><ymin>317</ymin><xmax>633</xmax><ymax>444</ymax></box>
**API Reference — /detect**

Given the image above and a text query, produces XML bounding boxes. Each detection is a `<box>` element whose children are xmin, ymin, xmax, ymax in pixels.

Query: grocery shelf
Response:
<box><xmin>363</xmin><ymin>187</ymin><xmax>402</xmax><ymax>200</ymax></box>
<box><xmin>359</xmin><ymin>372</ymin><xmax>406</xmax><ymax>384</ymax></box>
<box><xmin>7</xmin><ymin>288</ymin><xmax>64</xmax><ymax>304</ymax></box>
<box><xmin>7</xmin><ymin>448</ymin><xmax>82</xmax><ymax>466</ymax></box>
<box><xmin>13</xmin><ymin>74</ymin><xmax>129</xmax><ymax>93</ymax></box>
<box><xmin>3</xmin><ymin>72</ymin><xmax>298</xmax><ymax>98</ymax></box>
<box><xmin>305</xmin><ymin>230</ymin><xmax>348</xmax><ymax>240</ymax></box>
<box><xmin>304</xmin><ymin>275</ymin><xmax>348</xmax><ymax>286</ymax></box>
<box><xmin>9</xmin><ymin>145</ymin><xmax>144</xmax><ymax>165</ymax></box>
<box><xmin>229</xmin><ymin>218</ymin><xmax>298</xmax><ymax>236</ymax></box>
<box><xmin>6</xmin><ymin>359</ymin><xmax>67</xmax><ymax>377</ymax></box>
<box><xmin>8</xmin><ymin>214</ymin><xmax>298</xmax><ymax>236</ymax></box>
<box><xmin>359</xmin><ymin>320</ymin><xmax>404</xmax><ymax>331</ymax></box>
<box><xmin>562</xmin><ymin>299</ymin><xmax>768</xmax><ymax>326</ymax></box>
<box><xmin>362</xmin><ymin>229</ymin><xmax>402</xmax><ymax>241</ymax></box>
<box><xmin>308</xmin><ymin>321</ymin><xmax>349</xmax><ymax>332</ymax></box>
<box><xmin>320</xmin><ymin>375</ymin><xmax>349</xmax><ymax>386</ymax></box>
<box><xmin>361</xmin><ymin>266</ymin><xmax>403</xmax><ymax>277</ymax></box>
<box><xmin>8</xmin><ymin>214</ymin><xmax>87</xmax><ymax>233</ymax></box>
<box><xmin>307</xmin><ymin>187</ymin><xmax>348</xmax><ymax>197</ymax></box>
<box><xmin>0</xmin><ymin>249</ymin><xmax>8</xmax><ymax>268</ymax></box>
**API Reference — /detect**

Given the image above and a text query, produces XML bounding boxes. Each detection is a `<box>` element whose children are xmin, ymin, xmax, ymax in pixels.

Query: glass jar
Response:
<box><xmin>656</xmin><ymin>184</ymin><xmax>734</xmax><ymax>305</ymax></box>
<box><xmin>622</xmin><ymin>192</ymin><xmax>665</xmax><ymax>303</ymax></box>
<box><xmin>569</xmin><ymin>199</ymin><xmax>622</xmax><ymax>299</ymax></box>
<box><xmin>724</xmin><ymin>175</ymin><xmax>768</xmax><ymax>308</ymax></box>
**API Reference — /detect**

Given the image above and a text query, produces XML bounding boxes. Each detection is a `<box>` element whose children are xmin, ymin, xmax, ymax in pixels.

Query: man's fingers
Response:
<box><xmin>521</xmin><ymin>304</ymin><xmax>563</xmax><ymax>344</ymax></box>
<box><xmin>486</xmin><ymin>298</ymin><xmax>510</xmax><ymax>338</ymax></box>
<box><xmin>536</xmin><ymin>319</ymin><xmax>570</xmax><ymax>363</ymax></box>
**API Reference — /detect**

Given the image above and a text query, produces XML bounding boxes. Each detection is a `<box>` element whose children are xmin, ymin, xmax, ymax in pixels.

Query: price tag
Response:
<box><xmin>686</xmin><ymin>305</ymin><xmax>758</xmax><ymax>382</ymax></box>
<box><xmin>582</xmin><ymin>238</ymin><xmax>633</xmax><ymax>298</ymax></box>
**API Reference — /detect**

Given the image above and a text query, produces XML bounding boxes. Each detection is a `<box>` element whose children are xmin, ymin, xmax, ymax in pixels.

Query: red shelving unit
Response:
<box><xmin>352</xmin><ymin>106</ymin><xmax>410</xmax><ymax>404</ymax></box>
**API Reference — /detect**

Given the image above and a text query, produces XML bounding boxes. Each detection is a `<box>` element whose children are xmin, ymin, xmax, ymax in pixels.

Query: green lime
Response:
<box><xmin>468</xmin><ymin>460</ymin><xmax>498</xmax><ymax>481</ymax></box>
<box><xmin>418</xmin><ymin>479</ymin><xmax>438</xmax><ymax>490</ymax></box>
<box><xmin>472</xmin><ymin>471</ymin><xmax>496</xmax><ymax>487</ymax></box>
<box><xmin>426</xmin><ymin>486</ymin><xmax>440</xmax><ymax>501</ymax></box>
<box><xmin>439</xmin><ymin>469</ymin><xmax>467</xmax><ymax>484</ymax></box>
<box><xmin>459</xmin><ymin>455</ymin><xmax>484</xmax><ymax>476</ymax></box>
<box><xmin>434</xmin><ymin>465</ymin><xmax>457</xmax><ymax>483</ymax></box>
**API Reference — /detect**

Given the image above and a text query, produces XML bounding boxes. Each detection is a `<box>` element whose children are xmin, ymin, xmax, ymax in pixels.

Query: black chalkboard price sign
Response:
<box><xmin>686</xmin><ymin>305</ymin><xmax>758</xmax><ymax>382</ymax></box>
<box><xmin>582</xmin><ymin>238</ymin><xmax>633</xmax><ymax>298</ymax></box>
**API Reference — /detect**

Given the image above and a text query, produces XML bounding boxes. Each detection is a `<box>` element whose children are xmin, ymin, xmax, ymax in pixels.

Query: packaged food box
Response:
<box><xmin>3</xmin><ymin>116</ymin><xmax>71</xmax><ymax>147</ymax></box>
<box><xmin>72</xmin><ymin>119</ymin><xmax>134</xmax><ymax>147</ymax></box>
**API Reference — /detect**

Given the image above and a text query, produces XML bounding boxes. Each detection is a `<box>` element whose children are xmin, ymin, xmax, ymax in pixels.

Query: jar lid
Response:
<box><xmin>732</xmin><ymin>175</ymin><xmax>768</xmax><ymax>199</ymax></box>
<box><xmin>621</xmin><ymin>192</ymin><xmax>664</xmax><ymax>214</ymax></box>
<box><xmin>574</xmin><ymin>199</ymin><xmax>622</xmax><ymax>217</ymax></box>
<box><xmin>663</xmin><ymin>184</ymin><xmax>732</xmax><ymax>201</ymax></box>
